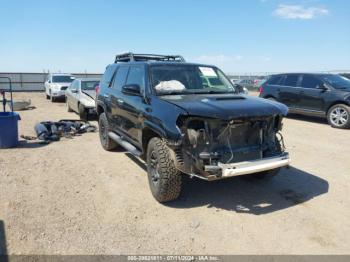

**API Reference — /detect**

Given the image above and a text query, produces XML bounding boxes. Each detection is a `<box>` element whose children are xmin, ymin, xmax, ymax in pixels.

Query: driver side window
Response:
<box><xmin>301</xmin><ymin>75</ymin><xmax>323</xmax><ymax>89</ymax></box>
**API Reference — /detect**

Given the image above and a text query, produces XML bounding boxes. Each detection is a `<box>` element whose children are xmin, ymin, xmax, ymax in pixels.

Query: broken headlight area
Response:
<box><xmin>175</xmin><ymin>115</ymin><xmax>286</xmax><ymax>178</ymax></box>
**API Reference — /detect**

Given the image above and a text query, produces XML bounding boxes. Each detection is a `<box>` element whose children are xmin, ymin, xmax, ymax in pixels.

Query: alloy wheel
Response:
<box><xmin>330</xmin><ymin>107</ymin><xmax>348</xmax><ymax>127</ymax></box>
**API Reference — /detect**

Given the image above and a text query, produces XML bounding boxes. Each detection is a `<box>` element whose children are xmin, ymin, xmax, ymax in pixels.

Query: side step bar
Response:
<box><xmin>108</xmin><ymin>132</ymin><xmax>142</xmax><ymax>156</ymax></box>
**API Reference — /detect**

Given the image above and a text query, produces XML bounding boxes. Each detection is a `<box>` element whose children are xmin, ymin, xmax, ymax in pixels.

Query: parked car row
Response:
<box><xmin>45</xmin><ymin>73</ymin><xmax>100</xmax><ymax>120</ymax></box>
<box><xmin>43</xmin><ymin>53</ymin><xmax>349</xmax><ymax>203</ymax></box>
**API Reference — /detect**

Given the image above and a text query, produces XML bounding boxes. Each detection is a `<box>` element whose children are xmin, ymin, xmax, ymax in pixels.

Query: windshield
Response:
<box><xmin>318</xmin><ymin>74</ymin><xmax>350</xmax><ymax>90</ymax></box>
<box><xmin>81</xmin><ymin>80</ymin><xmax>99</xmax><ymax>90</ymax></box>
<box><xmin>150</xmin><ymin>65</ymin><xmax>235</xmax><ymax>95</ymax></box>
<box><xmin>52</xmin><ymin>75</ymin><xmax>75</xmax><ymax>83</ymax></box>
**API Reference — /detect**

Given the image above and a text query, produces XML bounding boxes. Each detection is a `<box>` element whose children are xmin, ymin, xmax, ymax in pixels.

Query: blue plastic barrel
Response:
<box><xmin>0</xmin><ymin>112</ymin><xmax>21</xmax><ymax>148</ymax></box>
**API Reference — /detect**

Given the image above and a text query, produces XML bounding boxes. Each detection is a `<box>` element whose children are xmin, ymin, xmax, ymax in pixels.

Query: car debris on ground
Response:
<box><xmin>21</xmin><ymin>119</ymin><xmax>97</xmax><ymax>143</ymax></box>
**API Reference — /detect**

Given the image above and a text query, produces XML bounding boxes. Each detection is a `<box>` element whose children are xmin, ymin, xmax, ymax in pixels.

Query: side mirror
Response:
<box><xmin>318</xmin><ymin>83</ymin><xmax>328</xmax><ymax>91</ymax></box>
<box><xmin>122</xmin><ymin>84</ymin><xmax>141</xmax><ymax>96</ymax></box>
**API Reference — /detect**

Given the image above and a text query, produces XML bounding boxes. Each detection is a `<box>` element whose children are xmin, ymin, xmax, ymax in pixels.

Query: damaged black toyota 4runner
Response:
<box><xmin>96</xmin><ymin>53</ymin><xmax>290</xmax><ymax>202</ymax></box>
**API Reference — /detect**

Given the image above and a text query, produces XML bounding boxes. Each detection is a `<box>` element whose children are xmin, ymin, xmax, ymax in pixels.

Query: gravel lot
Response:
<box><xmin>1</xmin><ymin>92</ymin><xmax>350</xmax><ymax>255</ymax></box>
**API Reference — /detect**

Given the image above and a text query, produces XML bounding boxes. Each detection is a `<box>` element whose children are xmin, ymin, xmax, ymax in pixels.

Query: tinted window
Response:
<box><xmin>101</xmin><ymin>65</ymin><xmax>116</xmax><ymax>87</ymax></box>
<box><xmin>81</xmin><ymin>81</ymin><xmax>100</xmax><ymax>90</ymax></box>
<box><xmin>318</xmin><ymin>74</ymin><xmax>350</xmax><ymax>90</ymax></box>
<box><xmin>150</xmin><ymin>65</ymin><xmax>235</xmax><ymax>95</ymax></box>
<box><xmin>268</xmin><ymin>75</ymin><xmax>283</xmax><ymax>85</ymax></box>
<box><xmin>126</xmin><ymin>66</ymin><xmax>145</xmax><ymax>90</ymax></box>
<box><xmin>208</xmin><ymin>77</ymin><xmax>224</xmax><ymax>86</ymax></box>
<box><xmin>52</xmin><ymin>75</ymin><xmax>75</xmax><ymax>83</ymax></box>
<box><xmin>283</xmin><ymin>75</ymin><xmax>299</xmax><ymax>87</ymax></box>
<box><xmin>301</xmin><ymin>75</ymin><xmax>323</xmax><ymax>89</ymax></box>
<box><xmin>69</xmin><ymin>80</ymin><xmax>76</xmax><ymax>89</ymax></box>
<box><xmin>112</xmin><ymin>66</ymin><xmax>129</xmax><ymax>89</ymax></box>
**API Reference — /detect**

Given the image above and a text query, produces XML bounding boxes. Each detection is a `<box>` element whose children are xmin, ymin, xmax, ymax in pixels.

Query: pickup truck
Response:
<box><xmin>96</xmin><ymin>53</ymin><xmax>290</xmax><ymax>203</ymax></box>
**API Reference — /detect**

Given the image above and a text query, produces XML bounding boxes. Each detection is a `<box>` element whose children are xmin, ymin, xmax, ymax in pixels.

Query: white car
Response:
<box><xmin>65</xmin><ymin>78</ymin><xmax>100</xmax><ymax>120</ymax></box>
<box><xmin>45</xmin><ymin>74</ymin><xmax>75</xmax><ymax>102</ymax></box>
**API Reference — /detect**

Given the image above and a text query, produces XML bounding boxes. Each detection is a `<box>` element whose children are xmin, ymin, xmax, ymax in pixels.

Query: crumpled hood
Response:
<box><xmin>161</xmin><ymin>94</ymin><xmax>288</xmax><ymax>120</ymax></box>
<box><xmin>81</xmin><ymin>90</ymin><xmax>96</xmax><ymax>101</ymax></box>
<box><xmin>80</xmin><ymin>90</ymin><xmax>96</xmax><ymax>107</ymax></box>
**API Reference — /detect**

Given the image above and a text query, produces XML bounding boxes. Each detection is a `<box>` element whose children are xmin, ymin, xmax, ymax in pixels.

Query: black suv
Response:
<box><xmin>259</xmin><ymin>73</ymin><xmax>350</xmax><ymax>129</ymax></box>
<box><xmin>96</xmin><ymin>53</ymin><xmax>290</xmax><ymax>202</ymax></box>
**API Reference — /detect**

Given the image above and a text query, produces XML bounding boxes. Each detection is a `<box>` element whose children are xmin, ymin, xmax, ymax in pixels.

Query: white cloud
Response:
<box><xmin>273</xmin><ymin>4</ymin><xmax>329</xmax><ymax>20</ymax></box>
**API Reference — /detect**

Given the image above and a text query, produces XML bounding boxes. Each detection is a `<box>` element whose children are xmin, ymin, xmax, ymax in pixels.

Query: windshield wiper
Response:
<box><xmin>192</xmin><ymin>90</ymin><xmax>235</xmax><ymax>94</ymax></box>
<box><xmin>157</xmin><ymin>91</ymin><xmax>186</xmax><ymax>96</ymax></box>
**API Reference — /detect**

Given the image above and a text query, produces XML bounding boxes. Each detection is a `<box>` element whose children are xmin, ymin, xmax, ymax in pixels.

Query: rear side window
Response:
<box><xmin>267</xmin><ymin>75</ymin><xmax>283</xmax><ymax>85</ymax></box>
<box><xmin>283</xmin><ymin>75</ymin><xmax>299</xmax><ymax>87</ymax></box>
<box><xmin>301</xmin><ymin>75</ymin><xmax>323</xmax><ymax>89</ymax></box>
<box><xmin>100</xmin><ymin>65</ymin><xmax>116</xmax><ymax>87</ymax></box>
<box><xmin>112</xmin><ymin>66</ymin><xmax>129</xmax><ymax>89</ymax></box>
<box><xmin>126</xmin><ymin>66</ymin><xmax>145</xmax><ymax>90</ymax></box>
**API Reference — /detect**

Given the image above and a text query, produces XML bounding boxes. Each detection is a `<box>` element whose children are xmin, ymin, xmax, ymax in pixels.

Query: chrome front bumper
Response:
<box><xmin>203</xmin><ymin>153</ymin><xmax>290</xmax><ymax>180</ymax></box>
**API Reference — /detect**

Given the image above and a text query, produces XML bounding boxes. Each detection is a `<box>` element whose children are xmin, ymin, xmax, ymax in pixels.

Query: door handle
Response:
<box><xmin>117</xmin><ymin>98</ymin><xmax>124</xmax><ymax>104</ymax></box>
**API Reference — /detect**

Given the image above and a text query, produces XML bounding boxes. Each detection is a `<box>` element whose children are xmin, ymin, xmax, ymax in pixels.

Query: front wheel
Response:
<box><xmin>327</xmin><ymin>104</ymin><xmax>350</xmax><ymax>129</ymax></box>
<box><xmin>79</xmin><ymin>104</ymin><xmax>88</xmax><ymax>121</ymax></box>
<box><xmin>147</xmin><ymin>137</ymin><xmax>182</xmax><ymax>203</ymax></box>
<box><xmin>66</xmin><ymin>98</ymin><xmax>73</xmax><ymax>112</ymax></box>
<box><xmin>50</xmin><ymin>91</ymin><xmax>56</xmax><ymax>102</ymax></box>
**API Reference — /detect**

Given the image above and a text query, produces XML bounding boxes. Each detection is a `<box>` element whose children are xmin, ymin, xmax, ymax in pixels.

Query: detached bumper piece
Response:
<box><xmin>203</xmin><ymin>153</ymin><xmax>290</xmax><ymax>181</ymax></box>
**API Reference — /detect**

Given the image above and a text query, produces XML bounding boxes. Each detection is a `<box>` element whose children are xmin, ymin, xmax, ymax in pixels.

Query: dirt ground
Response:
<box><xmin>1</xmin><ymin>92</ymin><xmax>350</xmax><ymax>255</ymax></box>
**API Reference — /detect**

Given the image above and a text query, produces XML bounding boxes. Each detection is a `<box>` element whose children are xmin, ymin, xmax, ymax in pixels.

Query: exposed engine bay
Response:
<box><xmin>174</xmin><ymin>115</ymin><xmax>286</xmax><ymax>179</ymax></box>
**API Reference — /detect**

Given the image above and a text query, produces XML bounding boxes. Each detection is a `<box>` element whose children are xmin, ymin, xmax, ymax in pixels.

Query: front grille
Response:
<box><xmin>61</xmin><ymin>86</ymin><xmax>68</xmax><ymax>90</ymax></box>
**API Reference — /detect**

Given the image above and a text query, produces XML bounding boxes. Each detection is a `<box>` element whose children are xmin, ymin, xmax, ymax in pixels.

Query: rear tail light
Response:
<box><xmin>259</xmin><ymin>86</ymin><xmax>264</xmax><ymax>94</ymax></box>
<box><xmin>95</xmin><ymin>85</ymin><xmax>100</xmax><ymax>95</ymax></box>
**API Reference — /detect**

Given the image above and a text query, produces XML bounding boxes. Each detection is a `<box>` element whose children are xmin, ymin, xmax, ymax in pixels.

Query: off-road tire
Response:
<box><xmin>327</xmin><ymin>104</ymin><xmax>350</xmax><ymax>129</ymax></box>
<box><xmin>251</xmin><ymin>168</ymin><xmax>281</xmax><ymax>179</ymax></box>
<box><xmin>79</xmin><ymin>103</ymin><xmax>88</xmax><ymax>121</ymax></box>
<box><xmin>98</xmin><ymin>112</ymin><xmax>118</xmax><ymax>151</ymax></box>
<box><xmin>147</xmin><ymin>137</ymin><xmax>182</xmax><ymax>203</ymax></box>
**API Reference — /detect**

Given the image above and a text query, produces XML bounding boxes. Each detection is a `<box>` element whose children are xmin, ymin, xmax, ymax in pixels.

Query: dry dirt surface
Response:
<box><xmin>1</xmin><ymin>92</ymin><xmax>350</xmax><ymax>255</ymax></box>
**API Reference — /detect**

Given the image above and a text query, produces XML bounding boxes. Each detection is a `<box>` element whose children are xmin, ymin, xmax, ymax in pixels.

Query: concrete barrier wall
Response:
<box><xmin>0</xmin><ymin>73</ymin><xmax>102</xmax><ymax>91</ymax></box>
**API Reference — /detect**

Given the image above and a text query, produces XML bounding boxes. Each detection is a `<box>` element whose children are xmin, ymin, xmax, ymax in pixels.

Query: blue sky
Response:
<box><xmin>0</xmin><ymin>0</ymin><xmax>349</xmax><ymax>74</ymax></box>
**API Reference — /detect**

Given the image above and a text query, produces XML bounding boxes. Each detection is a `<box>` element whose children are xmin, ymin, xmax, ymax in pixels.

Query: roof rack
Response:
<box><xmin>115</xmin><ymin>52</ymin><xmax>185</xmax><ymax>63</ymax></box>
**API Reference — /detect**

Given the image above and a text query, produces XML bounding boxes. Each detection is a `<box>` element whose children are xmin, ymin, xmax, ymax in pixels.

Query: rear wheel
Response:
<box><xmin>327</xmin><ymin>104</ymin><xmax>350</xmax><ymax>129</ymax></box>
<box><xmin>79</xmin><ymin>104</ymin><xmax>88</xmax><ymax>121</ymax></box>
<box><xmin>98</xmin><ymin>112</ymin><xmax>118</xmax><ymax>151</ymax></box>
<box><xmin>147</xmin><ymin>137</ymin><xmax>182</xmax><ymax>203</ymax></box>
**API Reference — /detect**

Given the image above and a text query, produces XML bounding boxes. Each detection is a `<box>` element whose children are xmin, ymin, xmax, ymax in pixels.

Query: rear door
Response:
<box><xmin>278</xmin><ymin>74</ymin><xmax>302</xmax><ymax>107</ymax></box>
<box><xmin>109</xmin><ymin>66</ymin><xmax>129</xmax><ymax>130</ymax></box>
<box><xmin>116</xmin><ymin>65</ymin><xmax>146</xmax><ymax>144</ymax></box>
<box><xmin>99</xmin><ymin>65</ymin><xmax>118</xmax><ymax>127</ymax></box>
<box><xmin>298</xmin><ymin>74</ymin><xmax>326</xmax><ymax>112</ymax></box>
